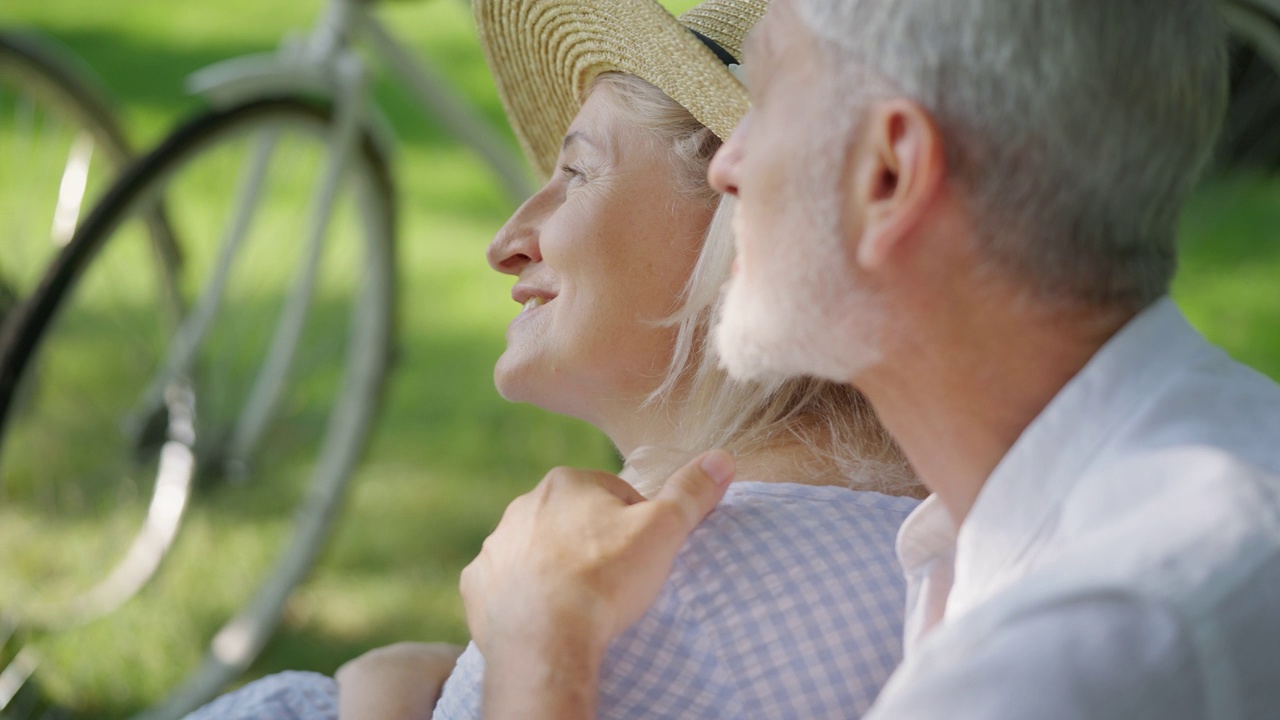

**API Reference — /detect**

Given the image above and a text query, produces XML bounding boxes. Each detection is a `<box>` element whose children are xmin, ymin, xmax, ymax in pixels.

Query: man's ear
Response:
<box><xmin>848</xmin><ymin>100</ymin><xmax>946</xmax><ymax>271</ymax></box>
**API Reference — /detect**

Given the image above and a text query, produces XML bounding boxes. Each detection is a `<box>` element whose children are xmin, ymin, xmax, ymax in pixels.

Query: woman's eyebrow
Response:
<box><xmin>562</xmin><ymin>130</ymin><xmax>597</xmax><ymax>153</ymax></box>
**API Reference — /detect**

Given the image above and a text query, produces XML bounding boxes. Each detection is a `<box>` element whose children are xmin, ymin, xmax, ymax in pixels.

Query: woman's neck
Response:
<box><xmin>619</xmin><ymin>435</ymin><xmax>861</xmax><ymax>498</ymax></box>
<box><xmin>606</xmin><ymin>388</ymin><xmax>918</xmax><ymax>499</ymax></box>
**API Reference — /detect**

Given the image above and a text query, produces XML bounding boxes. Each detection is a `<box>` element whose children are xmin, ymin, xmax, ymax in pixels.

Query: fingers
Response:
<box><xmin>540</xmin><ymin>466</ymin><xmax>646</xmax><ymax>504</ymax></box>
<box><xmin>461</xmin><ymin>457</ymin><xmax>733</xmax><ymax>658</ymax></box>
<box><xmin>649</xmin><ymin>449</ymin><xmax>735</xmax><ymax>536</ymax></box>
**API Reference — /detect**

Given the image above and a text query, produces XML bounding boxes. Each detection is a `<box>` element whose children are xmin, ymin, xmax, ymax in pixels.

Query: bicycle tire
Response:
<box><xmin>0</xmin><ymin>30</ymin><xmax>179</xmax><ymax>323</ymax></box>
<box><xmin>0</xmin><ymin>96</ymin><xmax>397</xmax><ymax>719</ymax></box>
<box><xmin>1221</xmin><ymin>0</ymin><xmax>1280</xmax><ymax>169</ymax></box>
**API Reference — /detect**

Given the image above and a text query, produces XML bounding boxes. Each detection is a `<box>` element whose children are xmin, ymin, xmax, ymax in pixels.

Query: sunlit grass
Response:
<box><xmin>1174</xmin><ymin>173</ymin><xmax>1280</xmax><ymax>379</ymax></box>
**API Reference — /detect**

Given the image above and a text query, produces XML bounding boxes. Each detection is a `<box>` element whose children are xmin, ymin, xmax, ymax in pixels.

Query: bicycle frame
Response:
<box><xmin>135</xmin><ymin>0</ymin><xmax>533</xmax><ymax>483</ymax></box>
<box><xmin>187</xmin><ymin>0</ymin><xmax>533</xmax><ymax>201</ymax></box>
<box><xmin>1225</xmin><ymin>0</ymin><xmax>1280</xmax><ymax>68</ymax></box>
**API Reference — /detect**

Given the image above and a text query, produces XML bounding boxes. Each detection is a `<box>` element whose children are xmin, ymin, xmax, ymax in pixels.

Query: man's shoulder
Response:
<box><xmin>944</xmin><ymin>451</ymin><xmax>1280</xmax><ymax>719</ymax></box>
<box><xmin>1066</xmin><ymin>444</ymin><xmax>1280</xmax><ymax>538</ymax></box>
<box><xmin>1129</xmin><ymin>322</ymin><xmax>1280</xmax><ymax>475</ymax></box>
<box><xmin>1045</xmin><ymin>446</ymin><xmax>1280</xmax><ymax>624</ymax></box>
<box><xmin>1059</xmin><ymin>328</ymin><xmax>1280</xmax><ymax>573</ymax></box>
<box><xmin>924</xmin><ymin>448</ymin><xmax>1280</xmax><ymax>718</ymax></box>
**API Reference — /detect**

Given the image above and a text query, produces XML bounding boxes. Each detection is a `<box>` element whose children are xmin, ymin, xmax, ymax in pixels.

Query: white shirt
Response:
<box><xmin>868</xmin><ymin>297</ymin><xmax>1280</xmax><ymax>720</ymax></box>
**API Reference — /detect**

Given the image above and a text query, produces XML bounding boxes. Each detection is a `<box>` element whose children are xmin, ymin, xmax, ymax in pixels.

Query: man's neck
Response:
<box><xmin>860</xmin><ymin>293</ymin><xmax>1137</xmax><ymax>527</ymax></box>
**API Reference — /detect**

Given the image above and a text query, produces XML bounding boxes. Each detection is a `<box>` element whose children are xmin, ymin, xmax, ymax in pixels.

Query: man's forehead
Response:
<box><xmin>743</xmin><ymin>13</ymin><xmax>775</xmax><ymax>63</ymax></box>
<box><xmin>743</xmin><ymin>0</ymin><xmax>803</xmax><ymax>67</ymax></box>
<box><xmin>743</xmin><ymin>25</ymin><xmax>771</xmax><ymax>66</ymax></box>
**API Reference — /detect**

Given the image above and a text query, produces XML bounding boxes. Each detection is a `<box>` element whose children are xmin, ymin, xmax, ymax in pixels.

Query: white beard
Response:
<box><xmin>712</xmin><ymin>110</ymin><xmax>886</xmax><ymax>386</ymax></box>
<box><xmin>713</xmin><ymin>228</ymin><xmax>884</xmax><ymax>385</ymax></box>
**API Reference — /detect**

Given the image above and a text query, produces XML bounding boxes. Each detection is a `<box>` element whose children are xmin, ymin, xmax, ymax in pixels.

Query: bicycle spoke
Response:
<box><xmin>0</xmin><ymin>646</ymin><xmax>39</xmax><ymax>712</ymax></box>
<box><xmin>228</xmin><ymin>138</ymin><xmax>352</xmax><ymax>469</ymax></box>
<box><xmin>134</xmin><ymin>129</ymin><xmax>280</xmax><ymax>433</ymax></box>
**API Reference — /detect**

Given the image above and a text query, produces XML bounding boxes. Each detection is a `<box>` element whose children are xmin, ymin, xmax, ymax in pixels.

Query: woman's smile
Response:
<box><xmin>507</xmin><ymin>284</ymin><xmax>556</xmax><ymax>332</ymax></box>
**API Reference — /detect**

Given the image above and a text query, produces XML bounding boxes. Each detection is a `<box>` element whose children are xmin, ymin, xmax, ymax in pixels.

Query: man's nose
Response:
<box><xmin>708</xmin><ymin>117</ymin><xmax>747</xmax><ymax>197</ymax></box>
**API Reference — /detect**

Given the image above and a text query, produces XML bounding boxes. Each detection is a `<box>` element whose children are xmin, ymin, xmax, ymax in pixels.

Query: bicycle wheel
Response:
<box><xmin>1221</xmin><ymin>0</ymin><xmax>1280</xmax><ymax>169</ymax></box>
<box><xmin>0</xmin><ymin>29</ymin><xmax>137</xmax><ymax>326</ymax></box>
<box><xmin>0</xmin><ymin>96</ymin><xmax>396</xmax><ymax>718</ymax></box>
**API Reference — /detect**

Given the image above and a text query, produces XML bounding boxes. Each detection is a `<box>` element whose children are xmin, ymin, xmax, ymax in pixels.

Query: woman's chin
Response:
<box><xmin>494</xmin><ymin>364</ymin><xmax>597</xmax><ymax>425</ymax></box>
<box><xmin>492</xmin><ymin>361</ymin><xmax>526</xmax><ymax>403</ymax></box>
<box><xmin>493</xmin><ymin>356</ymin><xmax>550</xmax><ymax>407</ymax></box>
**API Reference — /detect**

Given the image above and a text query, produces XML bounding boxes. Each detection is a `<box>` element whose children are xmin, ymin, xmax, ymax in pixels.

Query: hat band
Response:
<box><xmin>689</xmin><ymin>30</ymin><xmax>739</xmax><ymax>67</ymax></box>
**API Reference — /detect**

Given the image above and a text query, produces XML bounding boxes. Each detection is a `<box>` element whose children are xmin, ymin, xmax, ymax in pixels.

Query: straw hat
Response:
<box><xmin>475</xmin><ymin>0</ymin><xmax>767</xmax><ymax>180</ymax></box>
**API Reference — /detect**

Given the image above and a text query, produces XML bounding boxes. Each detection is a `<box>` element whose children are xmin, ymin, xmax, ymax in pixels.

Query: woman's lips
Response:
<box><xmin>509</xmin><ymin>295</ymin><xmax>553</xmax><ymax>329</ymax></box>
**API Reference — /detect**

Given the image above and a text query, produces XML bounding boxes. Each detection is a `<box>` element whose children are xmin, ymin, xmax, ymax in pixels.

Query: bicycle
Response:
<box><xmin>0</xmin><ymin>1</ymin><xmax>531</xmax><ymax>717</ymax></box>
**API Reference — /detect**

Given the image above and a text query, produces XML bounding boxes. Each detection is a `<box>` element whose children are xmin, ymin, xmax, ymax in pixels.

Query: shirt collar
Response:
<box><xmin>895</xmin><ymin>493</ymin><xmax>957</xmax><ymax>650</ymax></box>
<box><xmin>897</xmin><ymin>494</ymin><xmax>956</xmax><ymax>571</ymax></box>
<box><xmin>901</xmin><ymin>297</ymin><xmax>1208</xmax><ymax>618</ymax></box>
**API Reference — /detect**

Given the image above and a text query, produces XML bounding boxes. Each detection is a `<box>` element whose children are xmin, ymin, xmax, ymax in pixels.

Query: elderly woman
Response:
<box><xmin>184</xmin><ymin>0</ymin><xmax>921</xmax><ymax>718</ymax></box>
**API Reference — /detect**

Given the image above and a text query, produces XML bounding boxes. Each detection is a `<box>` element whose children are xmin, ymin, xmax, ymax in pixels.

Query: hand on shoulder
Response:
<box><xmin>459</xmin><ymin>450</ymin><xmax>735</xmax><ymax>676</ymax></box>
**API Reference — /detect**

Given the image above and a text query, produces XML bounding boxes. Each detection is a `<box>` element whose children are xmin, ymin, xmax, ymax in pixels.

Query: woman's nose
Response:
<box><xmin>486</xmin><ymin>194</ymin><xmax>545</xmax><ymax>275</ymax></box>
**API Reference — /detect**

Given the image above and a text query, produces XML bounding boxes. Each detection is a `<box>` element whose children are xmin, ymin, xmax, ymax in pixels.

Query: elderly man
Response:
<box><xmin>460</xmin><ymin>0</ymin><xmax>1280</xmax><ymax>718</ymax></box>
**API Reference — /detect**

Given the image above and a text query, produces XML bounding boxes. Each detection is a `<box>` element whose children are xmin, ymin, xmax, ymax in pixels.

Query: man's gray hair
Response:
<box><xmin>796</xmin><ymin>0</ymin><xmax>1230</xmax><ymax>308</ymax></box>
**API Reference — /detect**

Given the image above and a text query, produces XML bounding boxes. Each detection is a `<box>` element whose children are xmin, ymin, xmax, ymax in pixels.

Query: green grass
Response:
<box><xmin>0</xmin><ymin>0</ymin><xmax>1277</xmax><ymax>716</ymax></box>
<box><xmin>1174</xmin><ymin>173</ymin><xmax>1280</xmax><ymax>379</ymax></box>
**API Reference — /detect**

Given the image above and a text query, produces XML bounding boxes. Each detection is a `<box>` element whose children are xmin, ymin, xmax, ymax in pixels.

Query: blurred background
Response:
<box><xmin>0</xmin><ymin>0</ymin><xmax>1276</xmax><ymax>716</ymax></box>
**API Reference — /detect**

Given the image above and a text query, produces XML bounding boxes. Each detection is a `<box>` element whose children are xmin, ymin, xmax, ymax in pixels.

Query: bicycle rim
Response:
<box><xmin>0</xmin><ymin>30</ymin><xmax>135</xmax><ymax>334</ymax></box>
<box><xmin>0</xmin><ymin>97</ymin><xmax>396</xmax><ymax>718</ymax></box>
<box><xmin>1221</xmin><ymin>1</ymin><xmax>1280</xmax><ymax>169</ymax></box>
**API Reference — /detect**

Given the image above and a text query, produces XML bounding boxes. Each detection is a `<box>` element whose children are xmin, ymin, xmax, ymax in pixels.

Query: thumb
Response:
<box><xmin>651</xmin><ymin>449</ymin><xmax>735</xmax><ymax>534</ymax></box>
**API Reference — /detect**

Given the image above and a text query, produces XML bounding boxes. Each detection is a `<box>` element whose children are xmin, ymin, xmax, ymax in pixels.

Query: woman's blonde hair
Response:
<box><xmin>591</xmin><ymin>72</ymin><xmax>921</xmax><ymax>498</ymax></box>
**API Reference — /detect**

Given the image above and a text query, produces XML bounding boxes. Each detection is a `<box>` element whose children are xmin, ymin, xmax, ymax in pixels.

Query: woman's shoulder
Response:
<box><xmin>629</xmin><ymin>480</ymin><xmax>915</xmax><ymax>717</ymax></box>
<box><xmin>669</xmin><ymin>480</ymin><xmax>917</xmax><ymax>603</ymax></box>
<box><xmin>685</xmin><ymin>480</ymin><xmax>919</xmax><ymax>546</ymax></box>
<box><xmin>720</xmin><ymin>479</ymin><xmax>921</xmax><ymax>513</ymax></box>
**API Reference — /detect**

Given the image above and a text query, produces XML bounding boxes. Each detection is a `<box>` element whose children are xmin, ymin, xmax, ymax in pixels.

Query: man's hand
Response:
<box><xmin>459</xmin><ymin>450</ymin><xmax>735</xmax><ymax>719</ymax></box>
<box><xmin>335</xmin><ymin>641</ymin><xmax>464</xmax><ymax>720</ymax></box>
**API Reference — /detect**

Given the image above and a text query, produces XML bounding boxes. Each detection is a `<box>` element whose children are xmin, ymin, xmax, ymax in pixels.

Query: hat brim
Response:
<box><xmin>476</xmin><ymin>0</ymin><xmax>750</xmax><ymax>181</ymax></box>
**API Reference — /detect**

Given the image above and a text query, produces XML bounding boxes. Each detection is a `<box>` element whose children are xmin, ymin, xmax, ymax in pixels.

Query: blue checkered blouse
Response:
<box><xmin>436</xmin><ymin>481</ymin><xmax>917</xmax><ymax>719</ymax></box>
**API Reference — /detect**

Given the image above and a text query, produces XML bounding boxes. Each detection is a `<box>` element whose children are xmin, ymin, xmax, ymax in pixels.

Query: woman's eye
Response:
<box><xmin>560</xmin><ymin>165</ymin><xmax>584</xmax><ymax>182</ymax></box>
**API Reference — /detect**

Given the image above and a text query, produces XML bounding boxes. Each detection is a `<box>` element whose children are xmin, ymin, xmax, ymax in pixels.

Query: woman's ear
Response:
<box><xmin>848</xmin><ymin>99</ymin><xmax>946</xmax><ymax>271</ymax></box>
